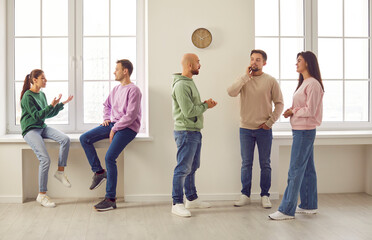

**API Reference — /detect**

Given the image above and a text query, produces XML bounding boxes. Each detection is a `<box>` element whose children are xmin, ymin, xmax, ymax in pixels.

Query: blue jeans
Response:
<box><xmin>79</xmin><ymin>123</ymin><xmax>137</xmax><ymax>199</ymax></box>
<box><xmin>278</xmin><ymin>129</ymin><xmax>317</xmax><ymax>216</ymax></box>
<box><xmin>239</xmin><ymin>128</ymin><xmax>272</xmax><ymax>197</ymax></box>
<box><xmin>172</xmin><ymin>131</ymin><xmax>201</xmax><ymax>204</ymax></box>
<box><xmin>24</xmin><ymin>127</ymin><xmax>70</xmax><ymax>192</ymax></box>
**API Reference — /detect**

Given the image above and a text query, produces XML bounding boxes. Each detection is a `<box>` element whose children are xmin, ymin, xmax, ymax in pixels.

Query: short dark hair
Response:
<box><xmin>116</xmin><ymin>59</ymin><xmax>133</xmax><ymax>76</ymax></box>
<box><xmin>250</xmin><ymin>49</ymin><xmax>267</xmax><ymax>62</ymax></box>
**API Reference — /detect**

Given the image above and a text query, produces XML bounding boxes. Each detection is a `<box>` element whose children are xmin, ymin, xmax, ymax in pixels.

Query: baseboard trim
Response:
<box><xmin>0</xmin><ymin>193</ymin><xmax>280</xmax><ymax>203</ymax></box>
<box><xmin>0</xmin><ymin>196</ymin><xmax>24</xmax><ymax>203</ymax></box>
<box><xmin>124</xmin><ymin>192</ymin><xmax>279</xmax><ymax>202</ymax></box>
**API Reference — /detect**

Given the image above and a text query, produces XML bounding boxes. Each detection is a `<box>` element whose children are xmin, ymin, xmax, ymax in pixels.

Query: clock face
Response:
<box><xmin>192</xmin><ymin>28</ymin><xmax>212</xmax><ymax>49</ymax></box>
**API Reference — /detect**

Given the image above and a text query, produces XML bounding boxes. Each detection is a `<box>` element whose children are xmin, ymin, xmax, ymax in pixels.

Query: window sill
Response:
<box><xmin>1</xmin><ymin>130</ymin><xmax>372</xmax><ymax>143</ymax></box>
<box><xmin>0</xmin><ymin>133</ymin><xmax>153</xmax><ymax>143</ymax></box>
<box><xmin>273</xmin><ymin>130</ymin><xmax>372</xmax><ymax>139</ymax></box>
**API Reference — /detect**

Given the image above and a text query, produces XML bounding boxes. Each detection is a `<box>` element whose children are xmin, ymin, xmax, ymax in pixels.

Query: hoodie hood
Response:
<box><xmin>172</xmin><ymin>73</ymin><xmax>193</xmax><ymax>87</ymax></box>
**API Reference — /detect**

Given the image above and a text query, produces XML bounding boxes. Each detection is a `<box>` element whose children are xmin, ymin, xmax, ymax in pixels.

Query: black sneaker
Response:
<box><xmin>89</xmin><ymin>170</ymin><xmax>107</xmax><ymax>190</ymax></box>
<box><xmin>94</xmin><ymin>198</ymin><xmax>117</xmax><ymax>211</ymax></box>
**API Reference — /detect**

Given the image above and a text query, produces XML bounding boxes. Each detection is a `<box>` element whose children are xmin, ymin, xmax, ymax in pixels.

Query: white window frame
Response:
<box><xmin>255</xmin><ymin>0</ymin><xmax>372</xmax><ymax>131</ymax></box>
<box><xmin>6</xmin><ymin>0</ymin><xmax>148</xmax><ymax>136</ymax></box>
<box><xmin>312</xmin><ymin>0</ymin><xmax>372</xmax><ymax>130</ymax></box>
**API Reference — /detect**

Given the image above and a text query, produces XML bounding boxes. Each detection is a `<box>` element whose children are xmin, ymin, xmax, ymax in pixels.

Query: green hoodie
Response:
<box><xmin>172</xmin><ymin>73</ymin><xmax>208</xmax><ymax>131</ymax></box>
<box><xmin>20</xmin><ymin>90</ymin><xmax>64</xmax><ymax>136</ymax></box>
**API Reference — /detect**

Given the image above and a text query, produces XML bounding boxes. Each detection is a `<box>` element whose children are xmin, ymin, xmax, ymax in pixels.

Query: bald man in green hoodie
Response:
<box><xmin>171</xmin><ymin>53</ymin><xmax>217</xmax><ymax>217</ymax></box>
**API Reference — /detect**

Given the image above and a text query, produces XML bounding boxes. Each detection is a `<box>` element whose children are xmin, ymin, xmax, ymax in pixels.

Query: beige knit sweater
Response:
<box><xmin>227</xmin><ymin>73</ymin><xmax>284</xmax><ymax>129</ymax></box>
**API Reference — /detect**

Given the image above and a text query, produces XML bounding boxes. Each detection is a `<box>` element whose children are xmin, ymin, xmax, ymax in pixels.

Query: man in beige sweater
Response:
<box><xmin>227</xmin><ymin>49</ymin><xmax>283</xmax><ymax>208</ymax></box>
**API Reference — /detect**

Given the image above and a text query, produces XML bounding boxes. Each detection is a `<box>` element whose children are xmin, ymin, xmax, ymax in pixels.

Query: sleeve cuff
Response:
<box><xmin>292</xmin><ymin>107</ymin><xmax>300</xmax><ymax>114</ymax></box>
<box><xmin>265</xmin><ymin>121</ymin><xmax>274</xmax><ymax>128</ymax></box>
<box><xmin>203</xmin><ymin>102</ymin><xmax>208</xmax><ymax>111</ymax></box>
<box><xmin>58</xmin><ymin>103</ymin><xmax>65</xmax><ymax>110</ymax></box>
<box><xmin>111</xmin><ymin>125</ymin><xmax>117</xmax><ymax>133</ymax></box>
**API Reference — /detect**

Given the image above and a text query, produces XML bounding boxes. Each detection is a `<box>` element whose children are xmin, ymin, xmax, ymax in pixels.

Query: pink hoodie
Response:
<box><xmin>103</xmin><ymin>83</ymin><xmax>142</xmax><ymax>133</ymax></box>
<box><xmin>290</xmin><ymin>77</ymin><xmax>324</xmax><ymax>130</ymax></box>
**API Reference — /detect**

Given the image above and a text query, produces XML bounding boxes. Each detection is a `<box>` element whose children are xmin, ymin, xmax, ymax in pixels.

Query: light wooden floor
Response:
<box><xmin>0</xmin><ymin>193</ymin><xmax>372</xmax><ymax>240</ymax></box>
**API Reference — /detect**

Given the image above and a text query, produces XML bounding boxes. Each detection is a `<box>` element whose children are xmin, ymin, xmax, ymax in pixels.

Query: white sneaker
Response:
<box><xmin>54</xmin><ymin>171</ymin><xmax>71</xmax><ymax>188</ymax></box>
<box><xmin>269</xmin><ymin>211</ymin><xmax>294</xmax><ymax>220</ymax></box>
<box><xmin>234</xmin><ymin>194</ymin><xmax>250</xmax><ymax>207</ymax></box>
<box><xmin>296</xmin><ymin>206</ymin><xmax>317</xmax><ymax>214</ymax></box>
<box><xmin>185</xmin><ymin>198</ymin><xmax>211</xmax><ymax>209</ymax></box>
<box><xmin>261</xmin><ymin>196</ymin><xmax>272</xmax><ymax>208</ymax></box>
<box><xmin>172</xmin><ymin>204</ymin><xmax>191</xmax><ymax>217</ymax></box>
<box><xmin>36</xmin><ymin>194</ymin><xmax>56</xmax><ymax>208</ymax></box>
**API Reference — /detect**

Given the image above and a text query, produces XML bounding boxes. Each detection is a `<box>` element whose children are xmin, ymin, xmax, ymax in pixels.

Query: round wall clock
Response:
<box><xmin>191</xmin><ymin>28</ymin><xmax>212</xmax><ymax>49</ymax></box>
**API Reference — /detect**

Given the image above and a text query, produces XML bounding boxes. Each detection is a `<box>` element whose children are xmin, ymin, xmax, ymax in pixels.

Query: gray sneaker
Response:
<box><xmin>89</xmin><ymin>170</ymin><xmax>107</xmax><ymax>190</ymax></box>
<box><xmin>94</xmin><ymin>198</ymin><xmax>117</xmax><ymax>211</ymax></box>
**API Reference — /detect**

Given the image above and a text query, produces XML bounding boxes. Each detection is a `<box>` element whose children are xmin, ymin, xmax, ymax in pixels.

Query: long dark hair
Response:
<box><xmin>20</xmin><ymin>69</ymin><xmax>44</xmax><ymax>101</ymax></box>
<box><xmin>296</xmin><ymin>51</ymin><xmax>324</xmax><ymax>92</ymax></box>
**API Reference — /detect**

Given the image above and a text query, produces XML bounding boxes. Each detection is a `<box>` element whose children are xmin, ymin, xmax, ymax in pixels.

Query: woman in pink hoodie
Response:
<box><xmin>269</xmin><ymin>51</ymin><xmax>324</xmax><ymax>220</ymax></box>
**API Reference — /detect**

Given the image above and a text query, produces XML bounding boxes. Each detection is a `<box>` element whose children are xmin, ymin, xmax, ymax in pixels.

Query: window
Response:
<box><xmin>318</xmin><ymin>0</ymin><xmax>369</xmax><ymax>122</ymax></box>
<box><xmin>12</xmin><ymin>0</ymin><xmax>69</xmax><ymax>126</ymax></box>
<box><xmin>255</xmin><ymin>0</ymin><xmax>371</xmax><ymax>129</ymax></box>
<box><xmin>7</xmin><ymin>0</ymin><xmax>147</xmax><ymax>135</ymax></box>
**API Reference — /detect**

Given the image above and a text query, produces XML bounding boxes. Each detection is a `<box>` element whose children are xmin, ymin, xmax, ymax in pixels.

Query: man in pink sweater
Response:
<box><xmin>80</xmin><ymin>59</ymin><xmax>142</xmax><ymax>211</ymax></box>
<box><xmin>227</xmin><ymin>49</ymin><xmax>283</xmax><ymax>208</ymax></box>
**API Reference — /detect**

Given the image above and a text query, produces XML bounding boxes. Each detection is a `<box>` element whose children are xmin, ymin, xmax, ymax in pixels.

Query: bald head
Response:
<box><xmin>181</xmin><ymin>53</ymin><xmax>198</xmax><ymax>66</ymax></box>
<box><xmin>181</xmin><ymin>53</ymin><xmax>200</xmax><ymax>77</ymax></box>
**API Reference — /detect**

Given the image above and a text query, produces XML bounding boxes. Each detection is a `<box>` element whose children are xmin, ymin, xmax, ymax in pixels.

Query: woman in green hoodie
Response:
<box><xmin>20</xmin><ymin>69</ymin><xmax>73</xmax><ymax>208</ymax></box>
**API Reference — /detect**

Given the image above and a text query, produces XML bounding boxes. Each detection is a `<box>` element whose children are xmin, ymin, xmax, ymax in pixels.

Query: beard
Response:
<box><xmin>251</xmin><ymin>66</ymin><xmax>259</xmax><ymax>72</ymax></box>
<box><xmin>191</xmin><ymin>69</ymin><xmax>199</xmax><ymax>75</ymax></box>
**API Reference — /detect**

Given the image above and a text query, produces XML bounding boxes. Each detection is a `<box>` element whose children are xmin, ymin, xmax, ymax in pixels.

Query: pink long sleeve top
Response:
<box><xmin>103</xmin><ymin>83</ymin><xmax>142</xmax><ymax>133</ymax></box>
<box><xmin>290</xmin><ymin>77</ymin><xmax>324</xmax><ymax>130</ymax></box>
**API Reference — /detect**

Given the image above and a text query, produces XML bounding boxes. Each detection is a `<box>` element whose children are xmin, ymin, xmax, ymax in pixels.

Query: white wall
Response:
<box><xmin>366</xmin><ymin>146</ymin><xmax>372</xmax><ymax>194</ymax></box>
<box><xmin>0</xmin><ymin>0</ymin><xmax>371</xmax><ymax>202</ymax></box>
<box><xmin>0</xmin><ymin>0</ymin><xmax>6</xmax><ymax>136</ymax></box>
<box><xmin>279</xmin><ymin>145</ymin><xmax>367</xmax><ymax>194</ymax></box>
<box><xmin>122</xmin><ymin>0</ymin><xmax>254</xmax><ymax>200</ymax></box>
<box><xmin>22</xmin><ymin>148</ymin><xmax>124</xmax><ymax>199</ymax></box>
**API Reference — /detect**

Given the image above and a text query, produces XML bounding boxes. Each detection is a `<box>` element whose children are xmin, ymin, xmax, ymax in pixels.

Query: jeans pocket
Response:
<box><xmin>174</xmin><ymin>131</ymin><xmax>186</xmax><ymax>148</ymax></box>
<box><xmin>304</xmin><ymin>129</ymin><xmax>316</xmax><ymax>139</ymax></box>
<box><xmin>186</xmin><ymin>131</ymin><xmax>201</xmax><ymax>143</ymax></box>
